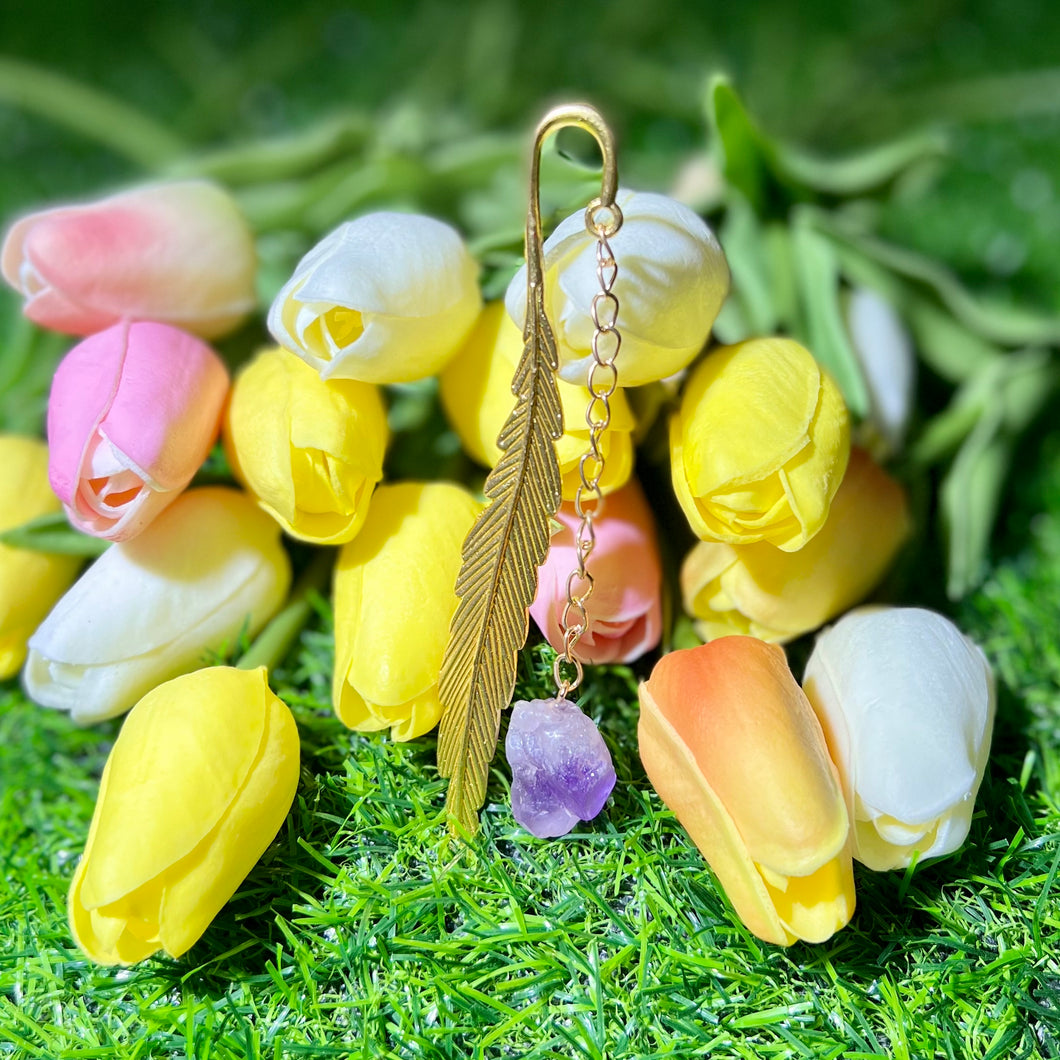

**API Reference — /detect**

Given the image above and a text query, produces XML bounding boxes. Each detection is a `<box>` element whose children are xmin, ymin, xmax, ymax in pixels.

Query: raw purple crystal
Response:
<box><xmin>505</xmin><ymin>697</ymin><xmax>616</xmax><ymax>838</ymax></box>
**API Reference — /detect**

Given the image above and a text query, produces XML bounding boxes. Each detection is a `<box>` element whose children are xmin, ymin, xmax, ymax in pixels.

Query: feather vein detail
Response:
<box><xmin>437</xmin><ymin>278</ymin><xmax>563</xmax><ymax>837</ymax></box>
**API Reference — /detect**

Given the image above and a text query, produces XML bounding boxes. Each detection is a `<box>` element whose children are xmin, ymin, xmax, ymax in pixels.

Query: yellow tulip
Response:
<box><xmin>439</xmin><ymin>302</ymin><xmax>635</xmax><ymax>500</ymax></box>
<box><xmin>638</xmin><ymin>637</ymin><xmax>854</xmax><ymax>945</ymax></box>
<box><xmin>333</xmin><ymin>482</ymin><xmax>482</xmax><ymax>739</ymax></box>
<box><xmin>670</xmin><ymin>337</ymin><xmax>850</xmax><ymax>551</ymax></box>
<box><xmin>682</xmin><ymin>448</ymin><xmax>910</xmax><ymax>642</ymax></box>
<box><xmin>224</xmin><ymin>346</ymin><xmax>388</xmax><ymax>545</ymax></box>
<box><xmin>69</xmin><ymin>666</ymin><xmax>299</xmax><ymax>965</ymax></box>
<box><xmin>0</xmin><ymin>435</ymin><xmax>81</xmax><ymax>679</ymax></box>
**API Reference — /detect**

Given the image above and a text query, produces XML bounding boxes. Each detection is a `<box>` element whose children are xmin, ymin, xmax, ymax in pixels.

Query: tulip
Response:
<box><xmin>530</xmin><ymin>479</ymin><xmax>661</xmax><ymax>664</ymax></box>
<box><xmin>638</xmin><ymin>637</ymin><xmax>854</xmax><ymax>945</ymax></box>
<box><xmin>803</xmin><ymin>607</ymin><xmax>995</xmax><ymax>871</ymax></box>
<box><xmin>1</xmin><ymin>181</ymin><xmax>256</xmax><ymax>339</ymax></box>
<box><xmin>0</xmin><ymin>436</ymin><xmax>81</xmax><ymax>679</ymax></box>
<box><xmin>440</xmin><ymin>302</ymin><xmax>635</xmax><ymax>500</ymax></box>
<box><xmin>47</xmin><ymin>321</ymin><xmax>229</xmax><ymax>542</ymax></box>
<box><xmin>224</xmin><ymin>346</ymin><xmax>388</xmax><ymax>545</ymax></box>
<box><xmin>670</xmin><ymin>337</ymin><xmax>850</xmax><ymax>551</ymax></box>
<box><xmin>847</xmin><ymin>288</ymin><xmax>915</xmax><ymax>458</ymax></box>
<box><xmin>681</xmin><ymin>448</ymin><xmax>910</xmax><ymax>643</ymax></box>
<box><xmin>268</xmin><ymin>211</ymin><xmax>481</xmax><ymax>384</ymax></box>
<box><xmin>24</xmin><ymin>488</ymin><xmax>290</xmax><ymax>724</ymax></box>
<box><xmin>505</xmin><ymin>189</ymin><xmax>729</xmax><ymax>387</ymax></box>
<box><xmin>69</xmin><ymin>666</ymin><xmax>299</xmax><ymax>965</ymax></box>
<box><xmin>332</xmin><ymin>482</ymin><xmax>482</xmax><ymax>740</ymax></box>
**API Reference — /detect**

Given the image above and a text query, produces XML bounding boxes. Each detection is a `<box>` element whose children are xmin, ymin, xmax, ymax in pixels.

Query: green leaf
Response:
<box><xmin>905</xmin><ymin>299</ymin><xmax>1001</xmax><ymax>385</ymax></box>
<box><xmin>790</xmin><ymin>211</ymin><xmax>870</xmax><ymax>417</ymax></box>
<box><xmin>937</xmin><ymin>349</ymin><xmax>1057</xmax><ymax>597</ymax></box>
<box><xmin>815</xmin><ymin>214</ymin><xmax>1060</xmax><ymax>347</ymax></box>
<box><xmin>0</xmin><ymin>513</ymin><xmax>108</xmax><ymax>557</ymax></box>
<box><xmin>707</xmin><ymin>76</ymin><xmax>947</xmax><ymax>210</ymax></box>
<box><xmin>941</xmin><ymin>407</ymin><xmax>1009</xmax><ymax>599</ymax></box>
<box><xmin>708</xmin><ymin>77</ymin><xmax>777</xmax><ymax>211</ymax></box>
<box><xmin>712</xmin><ymin>193</ymin><xmax>777</xmax><ymax>344</ymax></box>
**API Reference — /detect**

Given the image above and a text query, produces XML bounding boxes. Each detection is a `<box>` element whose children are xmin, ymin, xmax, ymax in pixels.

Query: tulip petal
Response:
<box><xmin>0</xmin><ymin>436</ymin><xmax>81</xmax><ymax>678</ymax></box>
<box><xmin>158</xmin><ymin>684</ymin><xmax>299</xmax><ymax>957</ymax></box>
<box><xmin>78</xmin><ymin>667</ymin><xmax>269</xmax><ymax>908</ymax></box>
<box><xmin>682</xmin><ymin>448</ymin><xmax>910</xmax><ymax>643</ymax></box>
<box><xmin>638</xmin><ymin>638</ymin><xmax>854</xmax><ymax>945</ymax></box>
<box><xmin>268</xmin><ymin>212</ymin><xmax>481</xmax><ymax>384</ymax></box>
<box><xmin>2</xmin><ymin>181</ymin><xmax>257</xmax><ymax>338</ymax></box>
<box><xmin>505</xmin><ymin>189</ymin><xmax>729</xmax><ymax>387</ymax></box>
<box><xmin>803</xmin><ymin>607</ymin><xmax>995</xmax><ymax>870</ymax></box>
<box><xmin>25</xmin><ymin>488</ymin><xmax>290</xmax><ymax>723</ymax></box>
<box><xmin>638</xmin><ymin>680</ymin><xmax>793</xmax><ymax>945</ymax></box>
<box><xmin>332</xmin><ymin>482</ymin><xmax>481</xmax><ymax>738</ymax></box>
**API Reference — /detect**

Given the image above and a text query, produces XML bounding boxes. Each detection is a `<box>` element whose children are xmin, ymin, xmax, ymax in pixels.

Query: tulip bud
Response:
<box><xmin>69</xmin><ymin>666</ymin><xmax>299</xmax><ymax>965</ymax></box>
<box><xmin>670</xmin><ymin>337</ymin><xmax>850</xmax><ymax>551</ymax></box>
<box><xmin>505</xmin><ymin>189</ymin><xmax>729</xmax><ymax>387</ymax></box>
<box><xmin>440</xmin><ymin>302</ymin><xmax>635</xmax><ymax>501</ymax></box>
<box><xmin>332</xmin><ymin>482</ymin><xmax>482</xmax><ymax>740</ymax></box>
<box><xmin>1</xmin><ymin>181</ymin><xmax>256</xmax><ymax>339</ymax></box>
<box><xmin>847</xmin><ymin>288</ymin><xmax>915</xmax><ymax>458</ymax></box>
<box><xmin>530</xmin><ymin>479</ymin><xmax>661</xmax><ymax>664</ymax></box>
<box><xmin>25</xmin><ymin>488</ymin><xmax>290</xmax><ymax>724</ymax></box>
<box><xmin>682</xmin><ymin>448</ymin><xmax>910</xmax><ymax>643</ymax></box>
<box><xmin>268</xmin><ymin>211</ymin><xmax>481</xmax><ymax>384</ymax></box>
<box><xmin>224</xmin><ymin>346</ymin><xmax>388</xmax><ymax>545</ymax></box>
<box><xmin>47</xmin><ymin>321</ymin><xmax>229</xmax><ymax>542</ymax></box>
<box><xmin>803</xmin><ymin>607</ymin><xmax>995</xmax><ymax>871</ymax></box>
<box><xmin>638</xmin><ymin>637</ymin><xmax>854</xmax><ymax>945</ymax></box>
<box><xmin>0</xmin><ymin>435</ymin><xmax>81</xmax><ymax>679</ymax></box>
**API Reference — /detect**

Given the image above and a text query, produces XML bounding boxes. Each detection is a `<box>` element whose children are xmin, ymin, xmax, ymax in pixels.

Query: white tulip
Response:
<box><xmin>847</xmin><ymin>288</ymin><xmax>915</xmax><ymax>457</ymax></box>
<box><xmin>803</xmin><ymin>607</ymin><xmax>995</xmax><ymax>871</ymax></box>
<box><xmin>268</xmin><ymin>211</ymin><xmax>481</xmax><ymax>384</ymax></box>
<box><xmin>24</xmin><ymin>488</ymin><xmax>290</xmax><ymax>724</ymax></box>
<box><xmin>505</xmin><ymin>189</ymin><xmax>729</xmax><ymax>388</ymax></box>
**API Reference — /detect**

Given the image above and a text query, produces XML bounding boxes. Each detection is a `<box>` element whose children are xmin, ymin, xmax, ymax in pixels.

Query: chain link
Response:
<box><xmin>553</xmin><ymin>203</ymin><xmax>623</xmax><ymax>698</ymax></box>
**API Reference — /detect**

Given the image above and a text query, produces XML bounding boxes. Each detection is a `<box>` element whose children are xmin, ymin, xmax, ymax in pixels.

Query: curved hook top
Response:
<box><xmin>525</xmin><ymin>103</ymin><xmax>621</xmax><ymax>287</ymax></box>
<box><xmin>530</xmin><ymin>103</ymin><xmax>619</xmax><ymax>213</ymax></box>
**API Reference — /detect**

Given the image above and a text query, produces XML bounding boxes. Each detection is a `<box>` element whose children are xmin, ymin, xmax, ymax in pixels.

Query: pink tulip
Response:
<box><xmin>48</xmin><ymin>321</ymin><xmax>228</xmax><ymax>541</ymax></box>
<box><xmin>530</xmin><ymin>479</ymin><xmax>662</xmax><ymax>664</ymax></box>
<box><xmin>1</xmin><ymin>181</ymin><xmax>256</xmax><ymax>339</ymax></box>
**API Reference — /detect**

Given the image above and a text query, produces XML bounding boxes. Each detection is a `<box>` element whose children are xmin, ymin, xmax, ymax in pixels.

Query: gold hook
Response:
<box><xmin>526</xmin><ymin>103</ymin><xmax>622</xmax><ymax>290</ymax></box>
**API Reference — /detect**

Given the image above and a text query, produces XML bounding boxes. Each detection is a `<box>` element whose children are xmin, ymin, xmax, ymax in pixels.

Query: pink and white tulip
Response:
<box><xmin>48</xmin><ymin>321</ymin><xmax>228</xmax><ymax>542</ymax></box>
<box><xmin>1</xmin><ymin>181</ymin><xmax>257</xmax><ymax>339</ymax></box>
<box><xmin>530</xmin><ymin>480</ymin><xmax>662</xmax><ymax>665</ymax></box>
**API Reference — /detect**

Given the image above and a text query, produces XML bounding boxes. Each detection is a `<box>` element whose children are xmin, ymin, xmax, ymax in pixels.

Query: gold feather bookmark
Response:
<box><xmin>437</xmin><ymin>104</ymin><xmax>620</xmax><ymax>837</ymax></box>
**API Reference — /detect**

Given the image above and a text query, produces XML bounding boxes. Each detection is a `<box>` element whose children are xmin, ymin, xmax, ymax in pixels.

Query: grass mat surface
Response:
<box><xmin>2</xmin><ymin>436</ymin><xmax>1059</xmax><ymax>1058</ymax></box>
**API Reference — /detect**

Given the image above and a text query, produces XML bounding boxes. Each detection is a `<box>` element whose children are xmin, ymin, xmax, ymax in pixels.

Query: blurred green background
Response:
<box><xmin>3</xmin><ymin>0</ymin><xmax>1060</xmax><ymax>314</ymax></box>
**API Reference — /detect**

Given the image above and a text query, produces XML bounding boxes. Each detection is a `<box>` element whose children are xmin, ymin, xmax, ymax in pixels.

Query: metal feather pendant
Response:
<box><xmin>437</xmin><ymin>104</ymin><xmax>619</xmax><ymax>838</ymax></box>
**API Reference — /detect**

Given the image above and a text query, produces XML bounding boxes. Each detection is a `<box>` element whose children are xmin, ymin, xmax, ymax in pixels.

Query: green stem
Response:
<box><xmin>0</xmin><ymin>57</ymin><xmax>185</xmax><ymax>169</ymax></box>
<box><xmin>237</xmin><ymin>548</ymin><xmax>334</xmax><ymax>672</ymax></box>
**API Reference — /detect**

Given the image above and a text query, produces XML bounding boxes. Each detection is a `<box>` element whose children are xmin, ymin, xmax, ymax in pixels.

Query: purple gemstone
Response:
<box><xmin>505</xmin><ymin>697</ymin><xmax>617</xmax><ymax>838</ymax></box>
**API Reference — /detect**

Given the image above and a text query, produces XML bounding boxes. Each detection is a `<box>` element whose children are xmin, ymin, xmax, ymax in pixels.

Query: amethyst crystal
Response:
<box><xmin>505</xmin><ymin>697</ymin><xmax>616</xmax><ymax>838</ymax></box>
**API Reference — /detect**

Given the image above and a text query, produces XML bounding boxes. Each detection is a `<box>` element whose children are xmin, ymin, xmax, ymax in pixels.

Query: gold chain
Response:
<box><xmin>553</xmin><ymin>199</ymin><xmax>624</xmax><ymax>698</ymax></box>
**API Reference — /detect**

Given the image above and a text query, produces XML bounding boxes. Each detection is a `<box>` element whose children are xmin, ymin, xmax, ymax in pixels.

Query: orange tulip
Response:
<box><xmin>638</xmin><ymin>637</ymin><xmax>854</xmax><ymax>945</ymax></box>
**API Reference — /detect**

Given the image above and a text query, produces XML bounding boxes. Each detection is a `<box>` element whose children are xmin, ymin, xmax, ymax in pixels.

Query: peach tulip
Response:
<box><xmin>2</xmin><ymin>181</ymin><xmax>256</xmax><ymax>339</ymax></box>
<box><xmin>638</xmin><ymin>637</ymin><xmax>854</xmax><ymax>945</ymax></box>
<box><xmin>47</xmin><ymin>321</ymin><xmax>228</xmax><ymax>542</ymax></box>
<box><xmin>530</xmin><ymin>480</ymin><xmax>661</xmax><ymax>664</ymax></box>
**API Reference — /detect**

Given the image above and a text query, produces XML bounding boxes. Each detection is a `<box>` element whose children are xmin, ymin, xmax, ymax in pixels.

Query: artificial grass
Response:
<box><xmin>2</xmin><ymin>435</ymin><xmax>1059</xmax><ymax>1059</ymax></box>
